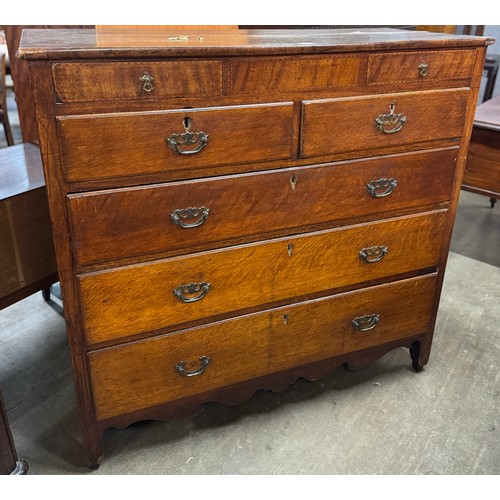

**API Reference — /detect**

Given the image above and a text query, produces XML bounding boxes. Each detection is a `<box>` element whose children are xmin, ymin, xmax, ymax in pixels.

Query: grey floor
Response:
<box><xmin>1</xmin><ymin>35</ymin><xmax>500</xmax><ymax>475</ymax></box>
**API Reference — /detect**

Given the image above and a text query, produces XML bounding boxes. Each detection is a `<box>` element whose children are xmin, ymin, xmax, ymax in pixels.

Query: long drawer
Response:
<box><xmin>68</xmin><ymin>148</ymin><xmax>457</xmax><ymax>266</ymax></box>
<box><xmin>79</xmin><ymin>210</ymin><xmax>447</xmax><ymax>345</ymax></box>
<box><xmin>301</xmin><ymin>88</ymin><xmax>468</xmax><ymax>158</ymax></box>
<box><xmin>57</xmin><ymin>102</ymin><xmax>294</xmax><ymax>182</ymax></box>
<box><xmin>88</xmin><ymin>273</ymin><xmax>437</xmax><ymax>421</ymax></box>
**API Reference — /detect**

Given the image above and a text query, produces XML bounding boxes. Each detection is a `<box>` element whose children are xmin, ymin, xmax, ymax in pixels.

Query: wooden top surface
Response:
<box><xmin>474</xmin><ymin>95</ymin><xmax>500</xmax><ymax>132</ymax></box>
<box><xmin>18</xmin><ymin>27</ymin><xmax>494</xmax><ymax>60</ymax></box>
<box><xmin>0</xmin><ymin>144</ymin><xmax>44</xmax><ymax>200</ymax></box>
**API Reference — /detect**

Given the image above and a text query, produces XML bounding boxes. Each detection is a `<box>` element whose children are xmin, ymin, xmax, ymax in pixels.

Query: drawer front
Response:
<box><xmin>69</xmin><ymin>148</ymin><xmax>457</xmax><ymax>266</ymax></box>
<box><xmin>462</xmin><ymin>130</ymin><xmax>500</xmax><ymax>194</ymax></box>
<box><xmin>227</xmin><ymin>55</ymin><xmax>362</xmax><ymax>94</ymax></box>
<box><xmin>79</xmin><ymin>210</ymin><xmax>447</xmax><ymax>344</ymax></box>
<box><xmin>57</xmin><ymin>103</ymin><xmax>294</xmax><ymax>182</ymax></box>
<box><xmin>301</xmin><ymin>88</ymin><xmax>468</xmax><ymax>158</ymax></box>
<box><xmin>88</xmin><ymin>274</ymin><xmax>437</xmax><ymax>420</ymax></box>
<box><xmin>53</xmin><ymin>61</ymin><xmax>222</xmax><ymax>102</ymax></box>
<box><xmin>367</xmin><ymin>50</ymin><xmax>475</xmax><ymax>86</ymax></box>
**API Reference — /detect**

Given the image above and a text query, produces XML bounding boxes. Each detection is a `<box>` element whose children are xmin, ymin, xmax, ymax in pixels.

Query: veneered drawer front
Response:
<box><xmin>69</xmin><ymin>148</ymin><xmax>457</xmax><ymax>266</ymax></box>
<box><xmin>57</xmin><ymin>103</ymin><xmax>294</xmax><ymax>182</ymax></box>
<box><xmin>79</xmin><ymin>210</ymin><xmax>447</xmax><ymax>344</ymax></box>
<box><xmin>227</xmin><ymin>55</ymin><xmax>362</xmax><ymax>94</ymax></box>
<box><xmin>88</xmin><ymin>274</ymin><xmax>437</xmax><ymax>420</ymax></box>
<box><xmin>462</xmin><ymin>129</ymin><xmax>500</xmax><ymax>194</ymax></box>
<box><xmin>367</xmin><ymin>50</ymin><xmax>475</xmax><ymax>86</ymax></box>
<box><xmin>301</xmin><ymin>88</ymin><xmax>468</xmax><ymax>158</ymax></box>
<box><xmin>53</xmin><ymin>61</ymin><xmax>222</xmax><ymax>102</ymax></box>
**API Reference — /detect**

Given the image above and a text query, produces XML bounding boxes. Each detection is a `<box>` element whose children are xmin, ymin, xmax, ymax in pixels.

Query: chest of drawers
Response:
<box><xmin>19</xmin><ymin>27</ymin><xmax>491</xmax><ymax>467</ymax></box>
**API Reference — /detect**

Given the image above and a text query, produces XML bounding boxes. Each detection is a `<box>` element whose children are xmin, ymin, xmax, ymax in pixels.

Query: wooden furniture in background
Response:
<box><xmin>462</xmin><ymin>95</ymin><xmax>500</xmax><ymax>207</ymax></box>
<box><xmin>0</xmin><ymin>143</ymin><xmax>57</xmax><ymax>309</ymax></box>
<box><xmin>20</xmin><ymin>27</ymin><xmax>491</xmax><ymax>467</ymax></box>
<box><xmin>0</xmin><ymin>389</ymin><xmax>27</xmax><ymax>474</ymax></box>
<box><xmin>0</xmin><ymin>53</ymin><xmax>14</xmax><ymax>146</ymax></box>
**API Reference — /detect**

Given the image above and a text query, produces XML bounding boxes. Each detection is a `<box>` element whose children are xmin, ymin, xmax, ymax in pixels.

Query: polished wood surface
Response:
<box><xmin>227</xmin><ymin>55</ymin><xmax>363</xmax><ymax>94</ymax></box>
<box><xmin>58</xmin><ymin>103</ymin><xmax>294</xmax><ymax>182</ymax></box>
<box><xmin>0</xmin><ymin>144</ymin><xmax>57</xmax><ymax>308</ymax></box>
<box><xmin>301</xmin><ymin>89</ymin><xmax>468</xmax><ymax>158</ymax></box>
<box><xmin>68</xmin><ymin>147</ymin><xmax>457</xmax><ymax>267</ymax></box>
<box><xmin>53</xmin><ymin>61</ymin><xmax>223</xmax><ymax>102</ymax></box>
<box><xmin>0</xmin><ymin>143</ymin><xmax>45</xmax><ymax>199</ymax></box>
<box><xmin>79</xmin><ymin>210</ymin><xmax>447</xmax><ymax>345</ymax></box>
<box><xmin>89</xmin><ymin>274</ymin><xmax>437</xmax><ymax>421</ymax></box>
<box><xmin>462</xmin><ymin>96</ymin><xmax>500</xmax><ymax>200</ymax></box>
<box><xmin>18</xmin><ymin>28</ymin><xmax>493</xmax><ymax>60</ymax></box>
<box><xmin>366</xmin><ymin>49</ymin><xmax>475</xmax><ymax>85</ymax></box>
<box><xmin>20</xmin><ymin>28</ymin><xmax>489</xmax><ymax>466</ymax></box>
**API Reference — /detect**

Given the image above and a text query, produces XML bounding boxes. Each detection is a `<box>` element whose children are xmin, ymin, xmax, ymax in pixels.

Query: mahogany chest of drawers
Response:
<box><xmin>19</xmin><ymin>27</ymin><xmax>491</xmax><ymax>467</ymax></box>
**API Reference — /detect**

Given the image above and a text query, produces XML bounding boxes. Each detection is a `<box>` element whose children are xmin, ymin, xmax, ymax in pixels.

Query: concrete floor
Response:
<box><xmin>1</xmin><ymin>34</ymin><xmax>500</xmax><ymax>475</ymax></box>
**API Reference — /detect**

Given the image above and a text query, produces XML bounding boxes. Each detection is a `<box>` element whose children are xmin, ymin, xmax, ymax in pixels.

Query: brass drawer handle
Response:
<box><xmin>167</xmin><ymin>117</ymin><xmax>209</xmax><ymax>155</ymax></box>
<box><xmin>175</xmin><ymin>356</ymin><xmax>211</xmax><ymax>377</ymax></box>
<box><xmin>352</xmin><ymin>314</ymin><xmax>380</xmax><ymax>332</ymax></box>
<box><xmin>418</xmin><ymin>62</ymin><xmax>428</xmax><ymax>77</ymax></box>
<box><xmin>366</xmin><ymin>178</ymin><xmax>398</xmax><ymax>198</ymax></box>
<box><xmin>173</xmin><ymin>282</ymin><xmax>211</xmax><ymax>303</ymax></box>
<box><xmin>375</xmin><ymin>103</ymin><xmax>407</xmax><ymax>134</ymax></box>
<box><xmin>170</xmin><ymin>206</ymin><xmax>210</xmax><ymax>228</ymax></box>
<box><xmin>359</xmin><ymin>245</ymin><xmax>388</xmax><ymax>263</ymax></box>
<box><xmin>139</xmin><ymin>72</ymin><xmax>154</xmax><ymax>92</ymax></box>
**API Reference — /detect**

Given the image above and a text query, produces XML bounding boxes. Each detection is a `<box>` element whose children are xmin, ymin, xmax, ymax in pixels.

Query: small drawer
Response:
<box><xmin>57</xmin><ymin>102</ymin><xmax>294</xmax><ymax>182</ymax></box>
<box><xmin>227</xmin><ymin>55</ymin><xmax>363</xmax><ymax>94</ymax></box>
<box><xmin>301</xmin><ymin>88</ymin><xmax>468</xmax><ymax>158</ymax></box>
<box><xmin>367</xmin><ymin>50</ymin><xmax>475</xmax><ymax>86</ymax></box>
<box><xmin>68</xmin><ymin>147</ymin><xmax>457</xmax><ymax>266</ymax></box>
<box><xmin>88</xmin><ymin>274</ymin><xmax>436</xmax><ymax>420</ymax></box>
<box><xmin>52</xmin><ymin>61</ymin><xmax>222</xmax><ymax>102</ymax></box>
<box><xmin>79</xmin><ymin>210</ymin><xmax>447</xmax><ymax>345</ymax></box>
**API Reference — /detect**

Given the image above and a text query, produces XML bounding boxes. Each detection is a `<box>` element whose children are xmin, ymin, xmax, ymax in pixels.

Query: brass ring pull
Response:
<box><xmin>167</xmin><ymin>117</ymin><xmax>209</xmax><ymax>155</ymax></box>
<box><xmin>359</xmin><ymin>245</ymin><xmax>388</xmax><ymax>263</ymax></box>
<box><xmin>352</xmin><ymin>314</ymin><xmax>380</xmax><ymax>332</ymax></box>
<box><xmin>418</xmin><ymin>62</ymin><xmax>428</xmax><ymax>77</ymax></box>
<box><xmin>139</xmin><ymin>72</ymin><xmax>154</xmax><ymax>92</ymax></box>
<box><xmin>175</xmin><ymin>356</ymin><xmax>211</xmax><ymax>377</ymax></box>
<box><xmin>375</xmin><ymin>103</ymin><xmax>407</xmax><ymax>134</ymax></box>
<box><xmin>170</xmin><ymin>206</ymin><xmax>210</xmax><ymax>228</ymax></box>
<box><xmin>173</xmin><ymin>282</ymin><xmax>211</xmax><ymax>303</ymax></box>
<box><xmin>366</xmin><ymin>178</ymin><xmax>398</xmax><ymax>198</ymax></box>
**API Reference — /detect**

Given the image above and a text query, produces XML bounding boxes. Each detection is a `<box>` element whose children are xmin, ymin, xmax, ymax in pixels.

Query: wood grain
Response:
<box><xmin>68</xmin><ymin>147</ymin><xmax>458</xmax><ymax>266</ymax></box>
<box><xmin>89</xmin><ymin>274</ymin><xmax>437</xmax><ymax>420</ymax></box>
<box><xmin>227</xmin><ymin>55</ymin><xmax>363</xmax><ymax>94</ymax></box>
<box><xmin>301</xmin><ymin>88</ymin><xmax>469</xmax><ymax>158</ymax></box>
<box><xmin>17</xmin><ymin>28</ymin><xmax>493</xmax><ymax>61</ymax></box>
<box><xmin>53</xmin><ymin>61</ymin><xmax>222</xmax><ymax>103</ymax></box>
<box><xmin>367</xmin><ymin>49</ymin><xmax>475</xmax><ymax>85</ymax></box>
<box><xmin>57</xmin><ymin>102</ymin><xmax>294</xmax><ymax>182</ymax></box>
<box><xmin>79</xmin><ymin>210</ymin><xmax>447</xmax><ymax>344</ymax></box>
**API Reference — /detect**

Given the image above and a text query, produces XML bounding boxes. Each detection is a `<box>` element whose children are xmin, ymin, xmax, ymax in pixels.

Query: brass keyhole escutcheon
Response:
<box><xmin>418</xmin><ymin>62</ymin><xmax>428</xmax><ymax>77</ymax></box>
<box><xmin>283</xmin><ymin>314</ymin><xmax>289</xmax><ymax>325</ymax></box>
<box><xmin>290</xmin><ymin>175</ymin><xmax>297</xmax><ymax>190</ymax></box>
<box><xmin>287</xmin><ymin>243</ymin><xmax>294</xmax><ymax>257</ymax></box>
<box><xmin>139</xmin><ymin>72</ymin><xmax>154</xmax><ymax>92</ymax></box>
